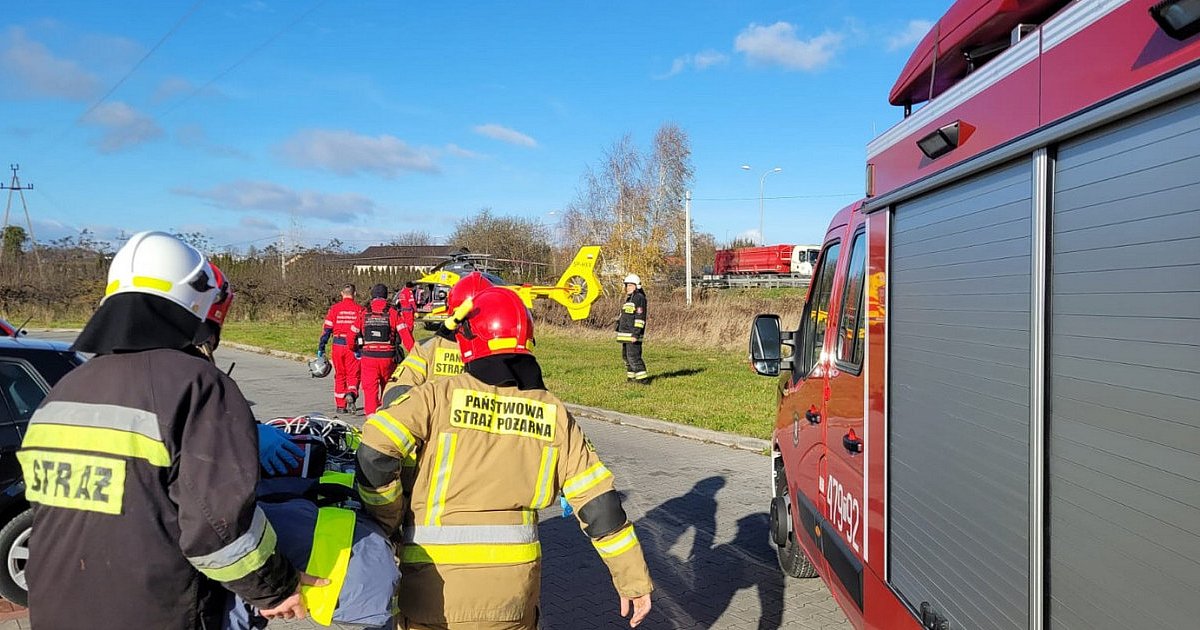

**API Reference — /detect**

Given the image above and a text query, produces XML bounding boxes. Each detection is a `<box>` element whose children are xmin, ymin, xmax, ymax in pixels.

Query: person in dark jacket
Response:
<box><xmin>18</xmin><ymin>231</ymin><xmax>323</xmax><ymax>629</ymax></box>
<box><xmin>616</xmin><ymin>273</ymin><xmax>648</xmax><ymax>383</ymax></box>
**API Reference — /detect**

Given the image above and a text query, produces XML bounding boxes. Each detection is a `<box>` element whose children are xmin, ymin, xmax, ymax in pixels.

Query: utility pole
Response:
<box><xmin>684</xmin><ymin>190</ymin><xmax>693</xmax><ymax>307</ymax></box>
<box><xmin>1</xmin><ymin>164</ymin><xmax>42</xmax><ymax>268</ymax></box>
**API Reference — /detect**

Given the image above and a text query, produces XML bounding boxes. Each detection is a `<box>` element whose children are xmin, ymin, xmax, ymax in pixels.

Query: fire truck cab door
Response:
<box><xmin>778</xmin><ymin>239</ymin><xmax>843</xmax><ymax>561</ymax></box>
<box><xmin>822</xmin><ymin>224</ymin><xmax>869</xmax><ymax>612</ymax></box>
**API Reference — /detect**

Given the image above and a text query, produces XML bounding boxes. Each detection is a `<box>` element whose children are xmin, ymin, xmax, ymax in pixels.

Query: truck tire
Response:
<box><xmin>774</xmin><ymin>461</ymin><xmax>819</xmax><ymax>579</ymax></box>
<box><xmin>0</xmin><ymin>508</ymin><xmax>32</xmax><ymax>607</ymax></box>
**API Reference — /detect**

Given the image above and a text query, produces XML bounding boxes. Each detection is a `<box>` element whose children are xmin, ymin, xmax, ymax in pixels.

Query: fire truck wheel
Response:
<box><xmin>774</xmin><ymin>463</ymin><xmax>818</xmax><ymax>579</ymax></box>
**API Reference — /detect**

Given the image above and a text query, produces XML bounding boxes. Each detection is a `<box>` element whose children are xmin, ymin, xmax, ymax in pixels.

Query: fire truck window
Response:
<box><xmin>836</xmin><ymin>230</ymin><xmax>867</xmax><ymax>369</ymax></box>
<box><xmin>798</xmin><ymin>242</ymin><xmax>841</xmax><ymax>379</ymax></box>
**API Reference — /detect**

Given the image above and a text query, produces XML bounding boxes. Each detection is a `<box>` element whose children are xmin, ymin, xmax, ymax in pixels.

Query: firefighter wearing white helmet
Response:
<box><xmin>19</xmin><ymin>231</ymin><xmax>324</xmax><ymax>629</ymax></box>
<box><xmin>616</xmin><ymin>273</ymin><xmax>648</xmax><ymax>383</ymax></box>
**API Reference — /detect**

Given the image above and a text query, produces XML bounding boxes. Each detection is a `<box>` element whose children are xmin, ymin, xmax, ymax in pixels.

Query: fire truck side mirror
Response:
<box><xmin>750</xmin><ymin>314</ymin><xmax>790</xmax><ymax>377</ymax></box>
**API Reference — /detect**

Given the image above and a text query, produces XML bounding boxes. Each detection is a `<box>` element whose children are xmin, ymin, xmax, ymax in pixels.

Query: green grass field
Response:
<box><xmin>221</xmin><ymin>320</ymin><xmax>780</xmax><ymax>439</ymax></box>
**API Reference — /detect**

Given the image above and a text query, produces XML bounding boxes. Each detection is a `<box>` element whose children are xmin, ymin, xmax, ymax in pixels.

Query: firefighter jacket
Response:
<box><xmin>18</xmin><ymin>349</ymin><xmax>298</xmax><ymax>630</ymax></box>
<box><xmin>320</xmin><ymin>296</ymin><xmax>363</xmax><ymax>351</ymax></box>
<box><xmin>615</xmin><ymin>289</ymin><xmax>647</xmax><ymax>343</ymax></box>
<box><xmin>384</xmin><ymin>330</ymin><xmax>462</xmax><ymax>395</ymax></box>
<box><xmin>356</xmin><ymin>373</ymin><xmax>654</xmax><ymax>624</ymax></box>
<box><xmin>357</xmin><ymin>298</ymin><xmax>405</xmax><ymax>359</ymax></box>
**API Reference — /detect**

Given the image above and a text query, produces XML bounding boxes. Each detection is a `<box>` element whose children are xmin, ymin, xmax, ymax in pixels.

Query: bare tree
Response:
<box><xmin>562</xmin><ymin>123</ymin><xmax>693</xmax><ymax>286</ymax></box>
<box><xmin>389</xmin><ymin>230</ymin><xmax>435</xmax><ymax>246</ymax></box>
<box><xmin>449</xmin><ymin>209</ymin><xmax>552</xmax><ymax>282</ymax></box>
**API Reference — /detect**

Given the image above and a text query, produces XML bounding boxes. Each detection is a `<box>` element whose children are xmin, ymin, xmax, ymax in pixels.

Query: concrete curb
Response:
<box><xmin>565</xmin><ymin>404</ymin><xmax>770</xmax><ymax>454</ymax></box>
<box><xmin>223</xmin><ymin>341</ymin><xmax>309</xmax><ymax>363</ymax></box>
<box><xmin>213</xmin><ymin>340</ymin><xmax>773</xmax><ymax>455</ymax></box>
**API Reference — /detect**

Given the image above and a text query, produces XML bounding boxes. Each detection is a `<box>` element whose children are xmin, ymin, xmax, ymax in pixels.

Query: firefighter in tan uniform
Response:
<box><xmin>356</xmin><ymin>287</ymin><xmax>654</xmax><ymax>629</ymax></box>
<box><xmin>380</xmin><ymin>272</ymin><xmax>493</xmax><ymax>409</ymax></box>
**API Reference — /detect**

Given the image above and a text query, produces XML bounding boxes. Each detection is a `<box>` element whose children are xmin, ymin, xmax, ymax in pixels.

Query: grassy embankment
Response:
<box><xmin>219</xmin><ymin>319</ymin><xmax>782</xmax><ymax>439</ymax></box>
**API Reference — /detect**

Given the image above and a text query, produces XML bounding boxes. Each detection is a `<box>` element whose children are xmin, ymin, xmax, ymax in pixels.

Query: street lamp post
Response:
<box><xmin>741</xmin><ymin>165</ymin><xmax>782</xmax><ymax>246</ymax></box>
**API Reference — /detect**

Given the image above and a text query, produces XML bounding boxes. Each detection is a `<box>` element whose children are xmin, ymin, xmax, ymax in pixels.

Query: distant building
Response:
<box><xmin>338</xmin><ymin>245</ymin><xmax>467</xmax><ymax>275</ymax></box>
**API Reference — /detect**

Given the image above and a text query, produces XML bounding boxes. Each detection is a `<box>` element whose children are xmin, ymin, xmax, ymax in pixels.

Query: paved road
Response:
<box><xmin>6</xmin><ymin>335</ymin><xmax>851</xmax><ymax>630</ymax></box>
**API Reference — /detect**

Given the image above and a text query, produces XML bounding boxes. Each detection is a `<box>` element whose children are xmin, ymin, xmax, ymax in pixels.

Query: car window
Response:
<box><xmin>796</xmin><ymin>241</ymin><xmax>841</xmax><ymax>380</ymax></box>
<box><xmin>836</xmin><ymin>230</ymin><xmax>868</xmax><ymax>370</ymax></box>
<box><xmin>0</xmin><ymin>360</ymin><xmax>48</xmax><ymax>422</ymax></box>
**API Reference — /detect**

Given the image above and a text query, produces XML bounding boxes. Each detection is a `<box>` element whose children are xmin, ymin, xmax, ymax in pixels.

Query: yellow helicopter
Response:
<box><xmin>409</xmin><ymin>246</ymin><xmax>602</xmax><ymax>328</ymax></box>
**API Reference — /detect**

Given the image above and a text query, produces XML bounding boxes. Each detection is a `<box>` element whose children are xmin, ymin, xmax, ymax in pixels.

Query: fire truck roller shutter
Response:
<box><xmin>889</xmin><ymin>160</ymin><xmax>1032</xmax><ymax>630</ymax></box>
<box><xmin>1046</xmin><ymin>90</ymin><xmax>1200</xmax><ymax>630</ymax></box>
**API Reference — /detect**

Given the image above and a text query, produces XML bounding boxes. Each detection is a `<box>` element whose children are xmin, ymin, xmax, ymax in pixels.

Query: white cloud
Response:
<box><xmin>174</xmin><ymin>180</ymin><xmax>378</xmax><ymax>224</ymax></box>
<box><xmin>0</xmin><ymin>27</ymin><xmax>101</xmax><ymax>99</ymax></box>
<box><xmin>176</xmin><ymin>124</ymin><xmax>250</xmax><ymax>159</ymax></box>
<box><xmin>239</xmin><ymin>216</ymin><xmax>279</xmax><ymax>231</ymax></box>
<box><xmin>277</xmin><ymin>129</ymin><xmax>439</xmax><ymax>177</ymax></box>
<box><xmin>888</xmin><ymin>20</ymin><xmax>933</xmax><ymax>52</ymax></box>
<box><xmin>445</xmin><ymin>143</ymin><xmax>484</xmax><ymax>159</ymax></box>
<box><xmin>659</xmin><ymin>49</ymin><xmax>730</xmax><ymax>79</ymax></box>
<box><xmin>473</xmin><ymin>124</ymin><xmax>538</xmax><ymax>148</ymax></box>
<box><xmin>734</xmin><ymin>22</ymin><xmax>843</xmax><ymax>71</ymax></box>
<box><xmin>82</xmin><ymin>101</ymin><xmax>164</xmax><ymax>153</ymax></box>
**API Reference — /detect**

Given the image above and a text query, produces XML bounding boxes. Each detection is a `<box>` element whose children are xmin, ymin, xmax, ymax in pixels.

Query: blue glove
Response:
<box><xmin>316</xmin><ymin>349</ymin><xmax>325</xmax><ymax>358</ymax></box>
<box><xmin>559</xmin><ymin>495</ymin><xmax>574</xmax><ymax>518</ymax></box>
<box><xmin>354</xmin><ymin>351</ymin><xmax>361</xmax><ymax>360</ymax></box>
<box><xmin>257</xmin><ymin>424</ymin><xmax>305</xmax><ymax>475</ymax></box>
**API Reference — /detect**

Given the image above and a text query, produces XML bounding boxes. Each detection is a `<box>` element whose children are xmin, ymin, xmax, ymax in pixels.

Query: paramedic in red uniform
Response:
<box><xmin>319</xmin><ymin>284</ymin><xmax>363</xmax><ymax>413</ymax></box>
<box><xmin>357</xmin><ymin>283</ymin><xmax>406</xmax><ymax>416</ymax></box>
<box><xmin>396</xmin><ymin>281</ymin><xmax>418</xmax><ymax>351</ymax></box>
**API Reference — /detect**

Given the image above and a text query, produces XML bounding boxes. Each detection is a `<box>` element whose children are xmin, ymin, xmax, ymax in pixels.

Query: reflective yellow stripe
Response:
<box><xmin>616</xmin><ymin>333</ymin><xmax>637</xmax><ymax>342</ymax></box>
<box><xmin>22</xmin><ymin>424</ymin><xmax>170</xmax><ymax>467</ymax></box>
<box><xmin>320</xmin><ymin>471</ymin><xmax>355</xmax><ymax>488</ymax></box>
<box><xmin>487</xmin><ymin>337</ymin><xmax>519</xmax><ymax>351</ymax></box>
<box><xmin>522</xmin><ymin>509</ymin><xmax>536</xmax><ymax>525</ymax></box>
<box><xmin>563</xmin><ymin>462</ymin><xmax>612</xmax><ymax>499</ymax></box>
<box><xmin>105</xmin><ymin>279</ymin><xmax>120</xmax><ymax>296</ymax></box>
<box><xmin>401</xmin><ymin>541</ymin><xmax>541</xmax><ymax>565</ymax></box>
<box><xmin>301</xmin><ymin>507</ymin><xmax>356</xmax><ymax>625</ymax></box>
<box><xmin>530</xmin><ymin>447</ymin><xmax>559</xmax><ymax>509</ymax></box>
<box><xmin>401</xmin><ymin>355</ymin><xmax>428</xmax><ymax>377</ymax></box>
<box><xmin>359</xmin><ymin>480</ymin><xmax>403</xmax><ymax>506</ymax></box>
<box><xmin>195</xmin><ymin>519</ymin><xmax>278</xmax><ymax>583</ymax></box>
<box><xmin>132</xmin><ymin>276</ymin><xmax>173</xmax><ymax>292</ymax></box>
<box><xmin>594</xmin><ymin>524</ymin><xmax>639</xmax><ymax>558</ymax></box>
<box><xmin>633</xmin><ymin>320</ymin><xmax>645</xmax><ymax>328</ymax></box>
<box><xmin>425</xmin><ymin>433</ymin><xmax>458</xmax><ymax>526</ymax></box>
<box><xmin>366</xmin><ymin>410</ymin><xmax>418</xmax><ymax>457</ymax></box>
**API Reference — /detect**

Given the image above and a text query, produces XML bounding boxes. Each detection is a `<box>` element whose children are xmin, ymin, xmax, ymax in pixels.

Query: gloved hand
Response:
<box><xmin>316</xmin><ymin>348</ymin><xmax>325</xmax><ymax>358</ymax></box>
<box><xmin>559</xmin><ymin>495</ymin><xmax>574</xmax><ymax>519</ymax></box>
<box><xmin>257</xmin><ymin>424</ymin><xmax>305</xmax><ymax>475</ymax></box>
<box><xmin>354</xmin><ymin>351</ymin><xmax>361</xmax><ymax>360</ymax></box>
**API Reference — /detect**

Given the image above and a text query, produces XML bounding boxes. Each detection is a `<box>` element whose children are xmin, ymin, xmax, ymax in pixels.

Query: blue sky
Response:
<box><xmin>1</xmin><ymin>1</ymin><xmax>948</xmax><ymax>252</ymax></box>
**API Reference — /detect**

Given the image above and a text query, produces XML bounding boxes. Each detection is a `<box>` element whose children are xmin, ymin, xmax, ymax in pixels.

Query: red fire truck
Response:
<box><xmin>749</xmin><ymin>2</ymin><xmax>1200</xmax><ymax>629</ymax></box>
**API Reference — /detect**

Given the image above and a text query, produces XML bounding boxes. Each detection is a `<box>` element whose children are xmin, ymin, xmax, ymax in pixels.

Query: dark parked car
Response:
<box><xmin>0</xmin><ymin>336</ymin><xmax>85</xmax><ymax>606</ymax></box>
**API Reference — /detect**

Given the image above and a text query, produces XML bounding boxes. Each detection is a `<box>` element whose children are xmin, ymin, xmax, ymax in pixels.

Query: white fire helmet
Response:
<box><xmin>623</xmin><ymin>273</ymin><xmax>641</xmax><ymax>288</ymax></box>
<box><xmin>103</xmin><ymin>231</ymin><xmax>219</xmax><ymax>320</ymax></box>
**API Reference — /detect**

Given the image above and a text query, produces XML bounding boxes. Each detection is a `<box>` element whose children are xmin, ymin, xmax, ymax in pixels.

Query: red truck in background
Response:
<box><xmin>749</xmin><ymin>2</ymin><xmax>1200</xmax><ymax>629</ymax></box>
<box><xmin>705</xmin><ymin>244</ymin><xmax>820</xmax><ymax>288</ymax></box>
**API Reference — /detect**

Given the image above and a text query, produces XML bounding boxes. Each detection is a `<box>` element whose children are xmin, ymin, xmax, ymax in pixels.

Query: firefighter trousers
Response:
<box><xmin>622</xmin><ymin>341</ymin><xmax>647</xmax><ymax>380</ymax></box>
<box><xmin>360</xmin><ymin>356</ymin><xmax>396</xmax><ymax>416</ymax></box>
<box><xmin>332</xmin><ymin>344</ymin><xmax>360</xmax><ymax>410</ymax></box>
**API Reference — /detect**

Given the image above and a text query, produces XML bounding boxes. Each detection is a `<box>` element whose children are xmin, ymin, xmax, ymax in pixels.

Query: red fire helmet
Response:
<box><xmin>456</xmin><ymin>287</ymin><xmax>534</xmax><ymax>363</ymax></box>
<box><xmin>445</xmin><ymin>271</ymin><xmax>495</xmax><ymax>330</ymax></box>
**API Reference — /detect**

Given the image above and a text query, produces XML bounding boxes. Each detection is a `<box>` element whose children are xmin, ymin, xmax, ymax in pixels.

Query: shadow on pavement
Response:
<box><xmin>540</xmin><ymin>476</ymin><xmax>784</xmax><ymax>629</ymax></box>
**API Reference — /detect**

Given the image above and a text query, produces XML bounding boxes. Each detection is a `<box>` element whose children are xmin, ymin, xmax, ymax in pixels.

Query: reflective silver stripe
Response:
<box><xmin>187</xmin><ymin>506</ymin><xmax>269</xmax><ymax>570</ymax></box>
<box><xmin>403</xmin><ymin>524</ymin><xmax>539</xmax><ymax>545</ymax></box>
<box><xmin>32</xmin><ymin>401</ymin><xmax>162</xmax><ymax>441</ymax></box>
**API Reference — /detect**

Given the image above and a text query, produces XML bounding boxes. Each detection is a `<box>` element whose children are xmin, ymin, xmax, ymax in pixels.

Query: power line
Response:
<box><xmin>44</xmin><ymin>0</ymin><xmax>206</xmax><ymax>152</ymax></box>
<box><xmin>160</xmin><ymin>0</ymin><xmax>329</xmax><ymax>120</ymax></box>
<box><xmin>690</xmin><ymin>192</ymin><xmax>859</xmax><ymax>202</ymax></box>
